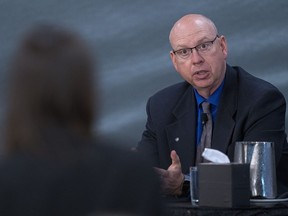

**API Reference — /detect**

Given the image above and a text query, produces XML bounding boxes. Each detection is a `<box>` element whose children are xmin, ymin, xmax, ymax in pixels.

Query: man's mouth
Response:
<box><xmin>194</xmin><ymin>70</ymin><xmax>210</xmax><ymax>79</ymax></box>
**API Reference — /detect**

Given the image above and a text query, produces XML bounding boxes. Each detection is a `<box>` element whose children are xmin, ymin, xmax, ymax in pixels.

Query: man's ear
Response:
<box><xmin>170</xmin><ymin>51</ymin><xmax>179</xmax><ymax>72</ymax></box>
<box><xmin>219</xmin><ymin>35</ymin><xmax>228</xmax><ymax>59</ymax></box>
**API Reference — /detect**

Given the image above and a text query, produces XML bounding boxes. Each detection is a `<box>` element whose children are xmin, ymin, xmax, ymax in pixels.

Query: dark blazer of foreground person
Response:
<box><xmin>0</xmin><ymin>24</ymin><xmax>163</xmax><ymax>216</ymax></box>
<box><xmin>138</xmin><ymin>64</ymin><xmax>288</xmax><ymax>195</ymax></box>
<box><xmin>0</xmin><ymin>133</ymin><xmax>162</xmax><ymax>216</ymax></box>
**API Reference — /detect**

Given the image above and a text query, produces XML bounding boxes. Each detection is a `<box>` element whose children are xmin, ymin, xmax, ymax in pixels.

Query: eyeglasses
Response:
<box><xmin>172</xmin><ymin>35</ymin><xmax>219</xmax><ymax>59</ymax></box>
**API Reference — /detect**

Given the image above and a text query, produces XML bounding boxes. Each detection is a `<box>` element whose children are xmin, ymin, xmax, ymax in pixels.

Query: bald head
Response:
<box><xmin>169</xmin><ymin>14</ymin><xmax>218</xmax><ymax>49</ymax></box>
<box><xmin>168</xmin><ymin>14</ymin><xmax>228</xmax><ymax>98</ymax></box>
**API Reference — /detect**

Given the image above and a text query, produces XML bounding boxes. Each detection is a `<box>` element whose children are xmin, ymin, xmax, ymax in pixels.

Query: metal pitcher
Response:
<box><xmin>234</xmin><ymin>141</ymin><xmax>277</xmax><ymax>198</ymax></box>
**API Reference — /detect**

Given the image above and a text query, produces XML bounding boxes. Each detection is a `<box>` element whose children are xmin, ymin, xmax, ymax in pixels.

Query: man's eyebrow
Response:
<box><xmin>195</xmin><ymin>36</ymin><xmax>213</xmax><ymax>44</ymax></box>
<box><xmin>175</xmin><ymin>36</ymin><xmax>213</xmax><ymax>50</ymax></box>
<box><xmin>173</xmin><ymin>35</ymin><xmax>215</xmax><ymax>51</ymax></box>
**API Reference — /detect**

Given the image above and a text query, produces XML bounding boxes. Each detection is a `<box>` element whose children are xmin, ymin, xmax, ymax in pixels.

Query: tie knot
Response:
<box><xmin>201</xmin><ymin>101</ymin><xmax>211</xmax><ymax>113</ymax></box>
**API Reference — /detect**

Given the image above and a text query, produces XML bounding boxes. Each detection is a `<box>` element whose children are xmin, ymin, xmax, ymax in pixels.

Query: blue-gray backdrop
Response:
<box><xmin>0</xmin><ymin>0</ymin><xmax>287</xmax><ymax>148</ymax></box>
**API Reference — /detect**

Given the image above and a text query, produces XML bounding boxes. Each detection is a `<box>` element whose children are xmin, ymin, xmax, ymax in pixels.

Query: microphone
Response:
<box><xmin>201</xmin><ymin>113</ymin><xmax>208</xmax><ymax>125</ymax></box>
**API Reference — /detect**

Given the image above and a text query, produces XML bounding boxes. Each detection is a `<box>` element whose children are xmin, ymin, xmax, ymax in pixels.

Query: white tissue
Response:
<box><xmin>202</xmin><ymin>148</ymin><xmax>230</xmax><ymax>163</ymax></box>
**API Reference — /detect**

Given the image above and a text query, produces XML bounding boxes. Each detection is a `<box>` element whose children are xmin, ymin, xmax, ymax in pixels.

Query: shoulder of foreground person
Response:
<box><xmin>0</xmin><ymin>137</ymin><xmax>165</xmax><ymax>216</ymax></box>
<box><xmin>86</xmin><ymin>138</ymin><xmax>165</xmax><ymax>215</ymax></box>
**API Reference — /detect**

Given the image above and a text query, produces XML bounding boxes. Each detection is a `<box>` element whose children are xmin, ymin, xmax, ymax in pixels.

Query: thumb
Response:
<box><xmin>170</xmin><ymin>150</ymin><xmax>181</xmax><ymax>166</ymax></box>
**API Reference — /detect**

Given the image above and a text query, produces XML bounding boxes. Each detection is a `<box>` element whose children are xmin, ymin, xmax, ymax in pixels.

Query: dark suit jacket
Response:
<box><xmin>0</xmin><ymin>128</ymin><xmax>163</xmax><ymax>216</ymax></box>
<box><xmin>138</xmin><ymin>64</ymin><xmax>288</xmax><ymax>194</ymax></box>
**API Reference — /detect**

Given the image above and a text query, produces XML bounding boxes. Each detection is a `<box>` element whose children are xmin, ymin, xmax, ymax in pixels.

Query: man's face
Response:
<box><xmin>170</xmin><ymin>23</ymin><xmax>228</xmax><ymax>97</ymax></box>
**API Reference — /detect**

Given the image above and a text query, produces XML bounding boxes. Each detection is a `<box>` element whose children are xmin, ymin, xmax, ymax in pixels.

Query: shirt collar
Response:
<box><xmin>194</xmin><ymin>80</ymin><xmax>225</xmax><ymax>107</ymax></box>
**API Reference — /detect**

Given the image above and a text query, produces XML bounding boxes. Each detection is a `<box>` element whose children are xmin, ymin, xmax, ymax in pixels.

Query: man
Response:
<box><xmin>137</xmin><ymin>14</ymin><xmax>288</xmax><ymax>196</ymax></box>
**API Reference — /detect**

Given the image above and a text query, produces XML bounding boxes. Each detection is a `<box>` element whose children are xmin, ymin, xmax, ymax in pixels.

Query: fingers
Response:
<box><xmin>154</xmin><ymin>151</ymin><xmax>184</xmax><ymax>195</ymax></box>
<box><xmin>154</xmin><ymin>167</ymin><xmax>168</xmax><ymax>178</ymax></box>
<box><xmin>155</xmin><ymin>166</ymin><xmax>184</xmax><ymax>195</ymax></box>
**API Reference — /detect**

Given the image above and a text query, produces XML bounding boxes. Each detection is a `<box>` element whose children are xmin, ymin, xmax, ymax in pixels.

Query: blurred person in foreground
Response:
<box><xmin>137</xmin><ymin>14</ymin><xmax>288</xmax><ymax>197</ymax></box>
<box><xmin>0</xmin><ymin>24</ymin><xmax>163</xmax><ymax>216</ymax></box>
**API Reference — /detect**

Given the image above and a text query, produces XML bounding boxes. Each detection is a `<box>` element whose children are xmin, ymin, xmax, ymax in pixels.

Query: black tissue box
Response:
<box><xmin>198</xmin><ymin>163</ymin><xmax>250</xmax><ymax>208</ymax></box>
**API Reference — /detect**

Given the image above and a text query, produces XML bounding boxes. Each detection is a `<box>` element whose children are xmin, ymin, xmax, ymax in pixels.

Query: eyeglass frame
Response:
<box><xmin>172</xmin><ymin>35</ymin><xmax>220</xmax><ymax>59</ymax></box>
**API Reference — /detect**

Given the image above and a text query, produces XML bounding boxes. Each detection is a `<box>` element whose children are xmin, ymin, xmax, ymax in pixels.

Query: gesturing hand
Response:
<box><xmin>154</xmin><ymin>150</ymin><xmax>184</xmax><ymax>195</ymax></box>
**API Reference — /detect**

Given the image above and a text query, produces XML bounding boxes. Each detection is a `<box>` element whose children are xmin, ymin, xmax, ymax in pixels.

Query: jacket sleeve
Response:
<box><xmin>137</xmin><ymin>97</ymin><xmax>160</xmax><ymax>167</ymax></box>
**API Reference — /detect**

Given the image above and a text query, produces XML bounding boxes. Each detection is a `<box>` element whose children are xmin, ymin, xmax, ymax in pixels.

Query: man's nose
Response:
<box><xmin>190</xmin><ymin>49</ymin><xmax>204</xmax><ymax>65</ymax></box>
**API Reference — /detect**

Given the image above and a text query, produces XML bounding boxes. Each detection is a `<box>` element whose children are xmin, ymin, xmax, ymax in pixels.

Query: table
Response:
<box><xmin>166</xmin><ymin>201</ymin><xmax>288</xmax><ymax>216</ymax></box>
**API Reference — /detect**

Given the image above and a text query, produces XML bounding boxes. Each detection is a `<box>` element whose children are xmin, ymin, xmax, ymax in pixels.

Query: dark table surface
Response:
<box><xmin>166</xmin><ymin>200</ymin><xmax>288</xmax><ymax>216</ymax></box>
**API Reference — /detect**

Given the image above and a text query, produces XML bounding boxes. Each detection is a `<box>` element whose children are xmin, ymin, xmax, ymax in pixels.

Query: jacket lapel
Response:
<box><xmin>212</xmin><ymin>65</ymin><xmax>237</xmax><ymax>156</ymax></box>
<box><xmin>165</xmin><ymin>84</ymin><xmax>198</xmax><ymax>172</ymax></box>
<box><xmin>164</xmin><ymin>65</ymin><xmax>238</xmax><ymax>171</ymax></box>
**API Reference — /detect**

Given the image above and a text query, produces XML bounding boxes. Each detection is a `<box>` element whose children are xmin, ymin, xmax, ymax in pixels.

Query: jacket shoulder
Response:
<box><xmin>231</xmin><ymin>66</ymin><xmax>285</xmax><ymax>99</ymax></box>
<box><xmin>150</xmin><ymin>81</ymin><xmax>191</xmax><ymax>101</ymax></box>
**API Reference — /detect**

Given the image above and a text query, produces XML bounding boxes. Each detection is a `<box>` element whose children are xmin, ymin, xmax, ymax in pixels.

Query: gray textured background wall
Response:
<box><xmin>0</xmin><ymin>0</ymin><xmax>287</xmax><ymax>149</ymax></box>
